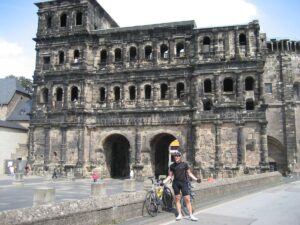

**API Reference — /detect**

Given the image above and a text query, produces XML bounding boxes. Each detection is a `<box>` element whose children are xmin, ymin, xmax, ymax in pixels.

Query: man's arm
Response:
<box><xmin>163</xmin><ymin>170</ymin><xmax>174</xmax><ymax>184</ymax></box>
<box><xmin>187</xmin><ymin>169</ymin><xmax>201</xmax><ymax>183</ymax></box>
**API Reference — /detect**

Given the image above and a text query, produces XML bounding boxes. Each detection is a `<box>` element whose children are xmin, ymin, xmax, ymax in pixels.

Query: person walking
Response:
<box><xmin>164</xmin><ymin>149</ymin><xmax>201</xmax><ymax>221</ymax></box>
<box><xmin>52</xmin><ymin>168</ymin><xmax>58</xmax><ymax>179</ymax></box>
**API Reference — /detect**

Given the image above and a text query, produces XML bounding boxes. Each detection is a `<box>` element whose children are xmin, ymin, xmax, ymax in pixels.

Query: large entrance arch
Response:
<box><xmin>150</xmin><ymin>133</ymin><xmax>177</xmax><ymax>178</ymax></box>
<box><xmin>103</xmin><ymin>134</ymin><xmax>130</xmax><ymax>178</ymax></box>
<box><xmin>268</xmin><ymin>136</ymin><xmax>286</xmax><ymax>173</ymax></box>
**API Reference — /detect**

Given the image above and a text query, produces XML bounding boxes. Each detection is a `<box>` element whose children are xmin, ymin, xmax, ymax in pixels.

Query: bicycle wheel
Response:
<box><xmin>162</xmin><ymin>186</ymin><xmax>174</xmax><ymax>210</ymax></box>
<box><xmin>145</xmin><ymin>191</ymin><xmax>158</xmax><ymax>217</ymax></box>
<box><xmin>180</xmin><ymin>195</ymin><xmax>194</xmax><ymax>216</ymax></box>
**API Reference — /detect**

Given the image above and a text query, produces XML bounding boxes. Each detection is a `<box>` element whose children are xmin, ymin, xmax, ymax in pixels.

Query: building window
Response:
<box><xmin>145</xmin><ymin>45</ymin><xmax>153</xmax><ymax>60</ymax></box>
<box><xmin>71</xmin><ymin>86</ymin><xmax>79</xmax><ymax>102</ymax></box>
<box><xmin>60</xmin><ymin>13</ymin><xmax>67</xmax><ymax>27</ymax></box>
<box><xmin>40</xmin><ymin>88</ymin><xmax>49</xmax><ymax>103</ymax></box>
<box><xmin>176</xmin><ymin>82</ymin><xmax>185</xmax><ymax>99</ymax></box>
<box><xmin>76</xmin><ymin>12</ymin><xmax>83</xmax><ymax>26</ymax></box>
<box><xmin>144</xmin><ymin>85</ymin><xmax>152</xmax><ymax>100</ymax></box>
<box><xmin>56</xmin><ymin>87</ymin><xmax>63</xmax><ymax>101</ymax></box>
<box><xmin>115</xmin><ymin>48</ymin><xmax>122</xmax><ymax>62</ymax></box>
<box><xmin>264</xmin><ymin>83</ymin><xmax>272</xmax><ymax>94</ymax></box>
<box><xmin>129</xmin><ymin>47</ymin><xmax>137</xmax><ymax>61</ymax></box>
<box><xmin>46</xmin><ymin>16</ymin><xmax>52</xmax><ymax>28</ymax></box>
<box><xmin>43</xmin><ymin>56</ymin><xmax>51</xmax><ymax>64</ymax></box>
<box><xmin>293</xmin><ymin>83</ymin><xmax>300</xmax><ymax>101</ymax></box>
<box><xmin>160</xmin><ymin>83</ymin><xmax>168</xmax><ymax>99</ymax></box>
<box><xmin>246</xmin><ymin>99</ymin><xmax>254</xmax><ymax>110</ymax></box>
<box><xmin>160</xmin><ymin>44</ymin><xmax>169</xmax><ymax>59</ymax></box>
<box><xmin>74</xmin><ymin>49</ymin><xmax>80</xmax><ymax>62</ymax></box>
<box><xmin>203</xmin><ymin>99</ymin><xmax>212</xmax><ymax>111</ymax></box>
<box><xmin>176</xmin><ymin>42</ymin><xmax>185</xmax><ymax>57</ymax></box>
<box><xmin>204</xmin><ymin>79</ymin><xmax>212</xmax><ymax>93</ymax></box>
<box><xmin>129</xmin><ymin>86</ymin><xmax>136</xmax><ymax>100</ymax></box>
<box><xmin>203</xmin><ymin>36</ymin><xmax>211</xmax><ymax>52</ymax></box>
<box><xmin>100</xmin><ymin>49</ymin><xmax>107</xmax><ymax>64</ymax></box>
<box><xmin>100</xmin><ymin>87</ymin><xmax>106</xmax><ymax>102</ymax></box>
<box><xmin>59</xmin><ymin>51</ymin><xmax>64</xmax><ymax>64</ymax></box>
<box><xmin>245</xmin><ymin>77</ymin><xmax>255</xmax><ymax>91</ymax></box>
<box><xmin>223</xmin><ymin>78</ymin><xmax>233</xmax><ymax>92</ymax></box>
<box><xmin>114</xmin><ymin>86</ymin><xmax>120</xmax><ymax>101</ymax></box>
<box><xmin>239</xmin><ymin>33</ymin><xmax>247</xmax><ymax>46</ymax></box>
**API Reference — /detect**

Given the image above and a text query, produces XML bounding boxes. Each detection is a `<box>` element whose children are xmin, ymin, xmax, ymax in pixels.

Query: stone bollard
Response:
<box><xmin>123</xmin><ymin>179</ymin><xmax>136</xmax><ymax>192</ymax></box>
<box><xmin>143</xmin><ymin>178</ymin><xmax>152</xmax><ymax>191</ymax></box>
<box><xmin>33</xmin><ymin>187</ymin><xmax>55</xmax><ymax>207</ymax></box>
<box><xmin>91</xmin><ymin>182</ymin><xmax>106</xmax><ymax>197</ymax></box>
<box><xmin>13</xmin><ymin>173</ymin><xmax>24</xmax><ymax>186</ymax></box>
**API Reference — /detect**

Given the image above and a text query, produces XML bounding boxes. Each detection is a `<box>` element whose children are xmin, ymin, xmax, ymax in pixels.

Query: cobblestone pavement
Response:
<box><xmin>0</xmin><ymin>175</ymin><xmax>144</xmax><ymax>211</ymax></box>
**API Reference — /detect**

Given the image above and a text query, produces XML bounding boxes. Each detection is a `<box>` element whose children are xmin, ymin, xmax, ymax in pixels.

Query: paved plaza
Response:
<box><xmin>0</xmin><ymin>175</ymin><xmax>143</xmax><ymax>211</ymax></box>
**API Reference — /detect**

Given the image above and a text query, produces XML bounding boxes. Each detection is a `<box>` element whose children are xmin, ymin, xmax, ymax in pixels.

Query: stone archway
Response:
<box><xmin>103</xmin><ymin>134</ymin><xmax>130</xmax><ymax>178</ymax></box>
<box><xmin>268</xmin><ymin>136</ymin><xmax>286</xmax><ymax>173</ymax></box>
<box><xmin>150</xmin><ymin>133</ymin><xmax>177</xmax><ymax>178</ymax></box>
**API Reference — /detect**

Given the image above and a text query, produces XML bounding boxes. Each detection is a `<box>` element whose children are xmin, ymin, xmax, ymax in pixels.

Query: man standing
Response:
<box><xmin>164</xmin><ymin>149</ymin><xmax>201</xmax><ymax>221</ymax></box>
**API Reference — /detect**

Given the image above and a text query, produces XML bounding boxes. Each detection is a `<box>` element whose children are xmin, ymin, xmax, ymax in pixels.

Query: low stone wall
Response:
<box><xmin>0</xmin><ymin>172</ymin><xmax>282</xmax><ymax>225</ymax></box>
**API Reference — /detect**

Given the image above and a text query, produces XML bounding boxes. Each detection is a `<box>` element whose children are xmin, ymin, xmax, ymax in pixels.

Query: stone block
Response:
<box><xmin>91</xmin><ymin>182</ymin><xmax>106</xmax><ymax>197</ymax></box>
<box><xmin>143</xmin><ymin>178</ymin><xmax>152</xmax><ymax>191</ymax></box>
<box><xmin>13</xmin><ymin>173</ymin><xmax>24</xmax><ymax>186</ymax></box>
<box><xmin>33</xmin><ymin>187</ymin><xmax>55</xmax><ymax>206</ymax></box>
<box><xmin>123</xmin><ymin>179</ymin><xmax>136</xmax><ymax>192</ymax></box>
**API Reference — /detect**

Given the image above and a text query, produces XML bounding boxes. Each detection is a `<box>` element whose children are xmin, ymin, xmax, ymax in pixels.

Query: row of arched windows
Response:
<box><xmin>40</xmin><ymin>86</ymin><xmax>79</xmax><ymax>104</ymax></box>
<box><xmin>46</xmin><ymin>11</ymin><xmax>83</xmax><ymax>29</ymax></box>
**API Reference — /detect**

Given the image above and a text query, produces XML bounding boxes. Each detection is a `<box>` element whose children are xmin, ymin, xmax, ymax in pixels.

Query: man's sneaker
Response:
<box><xmin>176</xmin><ymin>214</ymin><xmax>183</xmax><ymax>221</ymax></box>
<box><xmin>189</xmin><ymin>215</ymin><xmax>198</xmax><ymax>221</ymax></box>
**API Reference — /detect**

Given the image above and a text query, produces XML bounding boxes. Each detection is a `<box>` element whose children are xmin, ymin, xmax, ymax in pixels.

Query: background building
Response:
<box><xmin>29</xmin><ymin>0</ymin><xmax>299</xmax><ymax>179</ymax></box>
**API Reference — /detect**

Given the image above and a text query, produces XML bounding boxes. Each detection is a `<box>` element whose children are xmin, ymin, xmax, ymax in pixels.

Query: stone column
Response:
<box><xmin>60</xmin><ymin>126</ymin><xmax>67</xmax><ymax>165</ymax></box>
<box><xmin>44</xmin><ymin>126</ymin><xmax>50</xmax><ymax>165</ymax></box>
<box><xmin>63</xmin><ymin>83</ymin><xmax>68</xmax><ymax>110</ymax></box>
<box><xmin>77</xmin><ymin>126</ymin><xmax>84</xmax><ymax>164</ymax></box>
<box><xmin>33</xmin><ymin>187</ymin><xmax>55</xmax><ymax>206</ymax></box>
<box><xmin>28</xmin><ymin>126</ymin><xmax>35</xmax><ymax>163</ymax></box>
<box><xmin>260</xmin><ymin>122</ymin><xmax>269</xmax><ymax>167</ymax></box>
<box><xmin>214</xmin><ymin>121</ymin><xmax>223</xmax><ymax>170</ymax></box>
<box><xmin>91</xmin><ymin>182</ymin><xmax>106</xmax><ymax>197</ymax></box>
<box><xmin>237</xmin><ymin>123</ymin><xmax>245</xmax><ymax>166</ymax></box>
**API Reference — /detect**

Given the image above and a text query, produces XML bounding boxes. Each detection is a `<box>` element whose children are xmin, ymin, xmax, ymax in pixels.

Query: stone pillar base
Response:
<box><xmin>33</xmin><ymin>187</ymin><xmax>55</xmax><ymax>207</ymax></box>
<box><xmin>13</xmin><ymin>173</ymin><xmax>24</xmax><ymax>186</ymax></box>
<box><xmin>123</xmin><ymin>179</ymin><xmax>136</xmax><ymax>192</ymax></box>
<box><xmin>91</xmin><ymin>182</ymin><xmax>106</xmax><ymax>197</ymax></box>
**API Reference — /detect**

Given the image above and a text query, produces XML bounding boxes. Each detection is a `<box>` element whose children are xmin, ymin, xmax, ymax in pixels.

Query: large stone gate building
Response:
<box><xmin>29</xmin><ymin>0</ymin><xmax>300</xmax><ymax>178</ymax></box>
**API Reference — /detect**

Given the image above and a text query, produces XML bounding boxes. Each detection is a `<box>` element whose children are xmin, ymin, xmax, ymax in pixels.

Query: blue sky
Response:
<box><xmin>0</xmin><ymin>0</ymin><xmax>299</xmax><ymax>79</ymax></box>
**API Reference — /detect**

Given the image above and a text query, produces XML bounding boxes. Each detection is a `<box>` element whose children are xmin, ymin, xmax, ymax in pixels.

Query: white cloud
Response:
<box><xmin>98</xmin><ymin>0</ymin><xmax>258</xmax><ymax>28</ymax></box>
<box><xmin>0</xmin><ymin>39</ymin><xmax>35</xmax><ymax>79</ymax></box>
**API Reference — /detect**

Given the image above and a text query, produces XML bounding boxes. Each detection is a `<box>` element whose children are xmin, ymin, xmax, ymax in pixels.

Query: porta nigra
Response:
<box><xmin>29</xmin><ymin>0</ymin><xmax>300</xmax><ymax>179</ymax></box>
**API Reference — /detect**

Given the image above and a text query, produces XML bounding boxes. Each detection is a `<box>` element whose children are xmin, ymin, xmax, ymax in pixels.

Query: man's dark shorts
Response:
<box><xmin>172</xmin><ymin>180</ymin><xmax>189</xmax><ymax>196</ymax></box>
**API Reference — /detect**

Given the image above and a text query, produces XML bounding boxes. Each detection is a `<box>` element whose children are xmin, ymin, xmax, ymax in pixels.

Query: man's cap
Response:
<box><xmin>174</xmin><ymin>149</ymin><xmax>182</xmax><ymax>156</ymax></box>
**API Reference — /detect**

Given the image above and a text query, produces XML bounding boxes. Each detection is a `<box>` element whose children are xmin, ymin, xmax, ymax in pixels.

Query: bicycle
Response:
<box><xmin>142</xmin><ymin>177</ymin><xmax>174</xmax><ymax>217</ymax></box>
<box><xmin>180</xmin><ymin>180</ymin><xmax>195</xmax><ymax>216</ymax></box>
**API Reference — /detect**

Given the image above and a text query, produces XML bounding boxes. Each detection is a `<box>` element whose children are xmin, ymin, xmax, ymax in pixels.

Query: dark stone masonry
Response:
<box><xmin>29</xmin><ymin>0</ymin><xmax>300</xmax><ymax>179</ymax></box>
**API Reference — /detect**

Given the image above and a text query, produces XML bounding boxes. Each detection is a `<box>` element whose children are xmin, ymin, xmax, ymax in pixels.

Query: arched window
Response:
<box><xmin>293</xmin><ymin>83</ymin><xmax>300</xmax><ymax>101</ymax></box>
<box><xmin>74</xmin><ymin>49</ymin><xmax>80</xmax><ymax>62</ymax></box>
<box><xmin>176</xmin><ymin>82</ymin><xmax>185</xmax><ymax>99</ymax></box>
<box><xmin>245</xmin><ymin>77</ymin><xmax>255</xmax><ymax>91</ymax></box>
<box><xmin>115</xmin><ymin>48</ymin><xmax>122</xmax><ymax>62</ymax></box>
<box><xmin>129</xmin><ymin>47</ymin><xmax>137</xmax><ymax>61</ymax></box>
<box><xmin>144</xmin><ymin>85</ymin><xmax>152</xmax><ymax>100</ymax></box>
<box><xmin>160</xmin><ymin>44</ymin><xmax>169</xmax><ymax>59</ymax></box>
<box><xmin>223</xmin><ymin>78</ymin><xmax>233</xmax><ymax>92</ymax></box>
<box><xmin>129</xmin><ymin>86</ymin><xmax>136</xmax><ymax>100</ymax></box>
<box><xmin>204</xmin><ymin>79</ymin><xmax>212</xmax><ymax>93</ymax></box>
<box><xmin>160</xmin><ymin>83</ymin><xmax>168</xmax><ymax>99</ymax></box>
<box><xmin>100</xmin><ymin>49</ymin><xmax>107</xmax><ymax>64</ymax></box>
<box><xmin>71</xmin><ymin>86</ymin><xmax>79</xmax><ymax>102</ymax></box>
<box><xmin>239</xmin><ymin>33</ymin><xmax>246</xmax><ymax>46</ymax></box>
<box><xmin>203</xmin><ymin>99</ymin><xmax>212</xmax><ymax>111</ymax></box>
<box><xmin>145</xmin><ymin>45</ymin><xmax>153</xmax><ymax>60</ymax></box>
<box><xmin>203</xmin><ymin>36</ymin><xmax>211</xmax><ymax>52</ymax></box>
<box><xmin>246</xmin><ymin>99</ymin><xmax>254</xmax><ymax>110</ymax></box>
<box><xmin>56</xmin><ymin>87</ymin><xmax>63</xmax><ymax>101</ymax></box>
<box><xmin>46</xmin><ymin>16</ymin><xmax>52</xmax><ymax>28</ymax></box>
<box><xmin>60</xmin><ymin>13</ymin><xmax>67</xmax><ymax>27</ymax></box>
<box><xmin>59</xmin><ymin>51</ymin><xmax>64</xmax><ymax>64</ymax></box>
<box><xmin>40</xmin><ymin>88</ymin><xmax>49</xmax><ymax>103</ymax></box>
<box><xmin>114</xmin><ymin>86</ymin><xmax>120</xmax><ymax>101</ymax></box>
<box><xmin>76</xmin><ymin>12</ymin><xmax>83</xmax><ymax>26</ymax></box>
<box><xmin>176</xmin><ymin>42</ymin><xmax>185</xmax><ymax>57</ymax></box>
<box><xmin>100</xmin><ymin>87</ymin><xmax>106</xmax><ymax>102</ymax></box>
